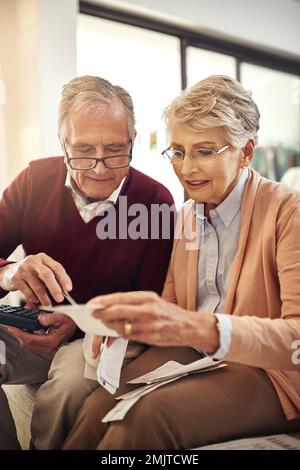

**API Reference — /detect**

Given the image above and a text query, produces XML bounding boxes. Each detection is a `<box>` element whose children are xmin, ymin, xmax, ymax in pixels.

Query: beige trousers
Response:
<box><xmin>64</xmin><ymin>346</ymin><xmax>300</xmax><ymax>450</ymax></box>
<box><xmin>0</xmin><ymin>327</ymin><xmax>98</xmax><ymax>449</ymax></box>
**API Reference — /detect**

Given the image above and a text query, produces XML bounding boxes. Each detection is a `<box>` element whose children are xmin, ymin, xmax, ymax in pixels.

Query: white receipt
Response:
<box><xmin>101</xmin><ymin>357</ymin><xmax>226</xmax><ymax>422</ymax></box>
<box><xmin>102</xmin><ymin>377</ymin><xmax>179</xmax><ymax>423</ymax></box>
<box><xmin>40</xmin><ymin>304</ymin><xmax>119</xmax><ymax>336</ymax></box>
<box><xmin>97</xmin><ymin>337</ymin><xmax>128</xmax><ymax>394</ymax></box>
<box><xmin>128</xmin><ymin>356</ymin><xmax>225</xmax><ymax>384</ymax></box>
<box><xmin>197</xmin><ymin>434</ymin><xmax>300</xmax><ymax>450</ymax></box>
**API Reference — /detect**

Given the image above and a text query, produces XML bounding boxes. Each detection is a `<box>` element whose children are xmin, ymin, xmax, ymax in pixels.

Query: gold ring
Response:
<box><xmin>124</xmin><ymin>320</ymin><xmax>133</xmax><ymax>336</ymax></box>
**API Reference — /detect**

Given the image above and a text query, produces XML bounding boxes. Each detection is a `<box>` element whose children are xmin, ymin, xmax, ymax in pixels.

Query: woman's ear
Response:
<box><xmin>240</xmin><ymin>139</ymin><xmax>255</xmax><ymax>168</ymax></box>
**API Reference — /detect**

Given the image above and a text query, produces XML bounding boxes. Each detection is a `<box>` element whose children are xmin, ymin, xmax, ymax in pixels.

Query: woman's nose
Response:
<box><xmin>180</xmin><ymin>154</ymin><xmax>199</xmax><ymax>176</ymax></box>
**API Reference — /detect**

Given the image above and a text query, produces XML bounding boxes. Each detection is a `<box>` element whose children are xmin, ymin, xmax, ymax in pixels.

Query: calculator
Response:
<box><xmin>0</xmin><ymin>304</ymin><xmax>42</xmax><ymax>331</ymax></box>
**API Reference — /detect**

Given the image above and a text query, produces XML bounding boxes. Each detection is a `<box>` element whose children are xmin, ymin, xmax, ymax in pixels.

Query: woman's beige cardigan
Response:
<box><xmin>163</xmin><ymin>169</ymin><xmax>300</xmax><ymax>420</ymax></box>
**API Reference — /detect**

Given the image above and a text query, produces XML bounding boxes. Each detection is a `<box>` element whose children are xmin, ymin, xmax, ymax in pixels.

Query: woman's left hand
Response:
<box><xmin>89</xmin><ymin>291</ymin><xmax>220</xmax><ymax>352</ymax></box>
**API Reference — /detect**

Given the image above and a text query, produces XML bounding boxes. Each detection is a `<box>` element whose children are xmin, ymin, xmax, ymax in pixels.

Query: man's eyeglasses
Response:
<box><xmin>162</xmin><ymin>144</ymin><xmax>230</xmax><ymax>165</ymax></box>
<box><xmin>64</xmin><ymin>141</ymin><xmax>133</xmax><ymax>170</ymax></box>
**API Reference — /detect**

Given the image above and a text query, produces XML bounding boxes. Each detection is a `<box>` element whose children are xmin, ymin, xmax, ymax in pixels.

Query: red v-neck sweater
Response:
<box><xmin>0</xmin><ymin>157</ymin><xmax>175</xmax><ymax>303</ymax></box>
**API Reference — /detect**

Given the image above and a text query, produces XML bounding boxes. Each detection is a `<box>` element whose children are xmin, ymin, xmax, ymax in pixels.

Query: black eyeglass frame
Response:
<box><xmin>63</xmin><ymin>140</ymin><xmax>133</xmax><ymax>170</ymax></box>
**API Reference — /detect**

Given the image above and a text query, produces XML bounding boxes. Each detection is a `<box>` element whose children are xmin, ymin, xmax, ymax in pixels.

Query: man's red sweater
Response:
<box><xmin>0</xmin><ymin>157</ymin><xmax>175</xmax><ymax>304</ymax></box>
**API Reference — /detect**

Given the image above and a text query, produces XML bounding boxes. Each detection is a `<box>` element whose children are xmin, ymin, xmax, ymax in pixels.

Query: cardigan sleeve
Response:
<box><xmin>0</xmin><ymin>167</ymin><xmax>29</xmax><ymax>257</ymax></box>
<box><xmin>162</xmin><ymin>263</ymin><xmax>178</xmax><ymax>304</ymax></box>
<box><xmin>224</xmin><ymin>198</ymin><xmax>300</xmax><ymax>370</ymax></box>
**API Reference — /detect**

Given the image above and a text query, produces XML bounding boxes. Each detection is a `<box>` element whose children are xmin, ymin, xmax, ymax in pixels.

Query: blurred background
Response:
<box><xmin>1</xmin><ymin>0</ymin><xmax>300</xmax><ymax>208</ymax></box>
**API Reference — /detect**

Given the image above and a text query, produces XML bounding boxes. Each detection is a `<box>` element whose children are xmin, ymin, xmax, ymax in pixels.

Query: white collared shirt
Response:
<box><xmin>195</xmin><ymin>168</ymin><xmax>249</xmax><ymax>359</ymax></box>
<box><xmin>65</xmin><ymin>171</ymin><xmax>126</xmax><ymax>223</ymax></box>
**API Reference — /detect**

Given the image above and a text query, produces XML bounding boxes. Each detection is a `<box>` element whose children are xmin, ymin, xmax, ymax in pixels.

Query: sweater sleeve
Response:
<box><xmin>134</xmin><ymin>195</ymin><xmax>176</xmax><ymax>295</ymax></box>
<box><xmin>134</xmin><ymin>237</ymin><xmax>174</xmax><ymax>295</ymax></box>
<box><xmin>225</xmin><ymin>198</ymin><xmax>300</xmax><ymax>370</ymax></box>
<box><xmin>0</xmin><ymin>167</ymin><xmax>29</xmax><ymax>297</ymax></box>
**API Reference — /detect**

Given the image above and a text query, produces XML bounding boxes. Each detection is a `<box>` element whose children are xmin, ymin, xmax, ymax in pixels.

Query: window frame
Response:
<box><xmin>80</xmin><ymin>0</ymin><xmax>300</xmax><ymax>91</ymax></box>
<box><xmin>78</xmin><ymin>1</ymin><xmax>300</xmax><ymax>189</ymax></box>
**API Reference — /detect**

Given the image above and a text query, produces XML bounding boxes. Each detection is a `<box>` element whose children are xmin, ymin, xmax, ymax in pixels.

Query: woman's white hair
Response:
<box><xmin>58</xmin><ymin>75</ymin><xmax>136</xmax><ymax>142</ymax></box>
<box><xmin>163</xmin><ymin>75</ymin><xmax>260</xmax><ymax>147</ymax></box>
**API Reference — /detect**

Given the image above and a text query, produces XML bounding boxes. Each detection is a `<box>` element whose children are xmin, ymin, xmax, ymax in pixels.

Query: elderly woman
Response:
<box><xmin>63</xmin><ymin>75</ymin><xmax>300</xmax><ymax>450</ymax></box>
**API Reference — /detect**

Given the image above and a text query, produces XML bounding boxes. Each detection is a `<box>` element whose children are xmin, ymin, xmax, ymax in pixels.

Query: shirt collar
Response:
<box><xmin>195</xmin><ymin>168</ymin><xmax>248</xmax><ymax>228</ymax></box>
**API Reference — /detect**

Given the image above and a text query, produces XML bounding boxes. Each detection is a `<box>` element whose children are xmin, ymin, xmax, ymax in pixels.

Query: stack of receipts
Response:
<box><xmin>41</xmin><ymin>304</ymin><xmax>129</xmax><ymax>394</ymax></box>
<box><xmin>40</xmin><ymin>303</ymin><xmax>227</xmax><ymax>423</ymax></box>
<box><xmin>196</xmin><ymin>434</ymin><xmax>300</xmax><ymax>450</ymax></box>
<box><xmin>102</xmin><ymin>356</ymin><xmax>226</xmax><ymax>423</ymax></box>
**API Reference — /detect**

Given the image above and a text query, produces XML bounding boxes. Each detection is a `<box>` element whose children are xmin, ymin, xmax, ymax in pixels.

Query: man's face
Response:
<box><xmin>64</xmin><ymin>101</ymin><xmax>132</xmax><ymax>201</ymax></box>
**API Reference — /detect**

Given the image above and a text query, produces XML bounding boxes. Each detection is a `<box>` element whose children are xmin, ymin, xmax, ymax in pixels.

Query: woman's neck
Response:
<box><xmin>204</xmin><ymin>203</ymin><xmax>217</xmax><ymax>222</ymax></box>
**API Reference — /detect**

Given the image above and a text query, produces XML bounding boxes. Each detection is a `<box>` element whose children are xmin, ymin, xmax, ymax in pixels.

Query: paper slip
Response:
<box><xmin>40</xmin><ymin>304</ymin><xmax>119</xmax><ymax>337</ymax></box>
<box><xmin>102</xmin><ymin>377</ymin><xmax>179</xmax><ymax>423</ymax></box>
<box><xmin>197</xmin><ymin>434</ymin><xmax>300</xmax><ymax>450</ymax></box>
<box><xmin>97</xmin><ymin>337</ymin><xmax>128</xmax><ymax>394</ymax></box>
<box><xmin>101</xmin><ymin>358</ymin><xmax>227</xmax><ymax>422</ymax></box>
<box><xmin>128</xmin><ymin>356</ymin><xmax>226</xmax><ymax>385</ymax></box>
<box><xmin>102</xmin><ymin>396</ymin><xmax>140</xmax><ymax>423</ymax></box>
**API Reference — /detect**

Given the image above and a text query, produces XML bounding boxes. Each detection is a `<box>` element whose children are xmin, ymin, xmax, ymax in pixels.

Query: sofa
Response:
<box><xmin>3</xmin><ymin>384</ymin><xmax>38</xmax><ymax>449</ymax></box>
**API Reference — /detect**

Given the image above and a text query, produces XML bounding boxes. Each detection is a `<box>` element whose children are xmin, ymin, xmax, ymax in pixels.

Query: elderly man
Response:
<box><xmin>0</xmin><ymin>76</ymin><xmax>174</xmax><ymax>449</ymax></box>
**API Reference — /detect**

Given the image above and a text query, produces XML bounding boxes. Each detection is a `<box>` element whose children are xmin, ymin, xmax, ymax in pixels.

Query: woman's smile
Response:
<box><xmin>185</xmin><ymin>179</ymin><xmax>210</xmax><ymax>190</ymax></box>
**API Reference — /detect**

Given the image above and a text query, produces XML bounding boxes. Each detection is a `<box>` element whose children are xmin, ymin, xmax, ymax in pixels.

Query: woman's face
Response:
<box><xmin>169</xmin><ymin>122</ymin><xmax>252</xmax><ymax>206</ymax></box>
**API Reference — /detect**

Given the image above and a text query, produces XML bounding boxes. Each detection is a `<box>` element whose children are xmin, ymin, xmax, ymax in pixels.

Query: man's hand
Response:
<box><xmin>7</xmin><ymin>313</ymin><xmax>77</xmax><ymax>356</ymax></box>
<box><xmin>0</xmin><ymin>253</ymin><xmax>72</xmax><ymax>305</ymax></box>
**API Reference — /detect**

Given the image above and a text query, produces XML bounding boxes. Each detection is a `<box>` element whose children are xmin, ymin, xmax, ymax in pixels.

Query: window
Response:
<box><xmin>78</xmin><ymin>3</ymin><xmax>300</xmax><ymax>195</ymax></box>
<box><xmin>241</xmin><ymin>63</ymin><xmax>300</xmax><ymax>180</ymax></box>
<box><xmin>78</xmin><ymin>14</ymin><xmax>184</xmax><ymax>208</ymax></box>
<box><xmin>187</xmin><ymin>47</ymin><xmax>236</xmax><ymax>86</ymax></box>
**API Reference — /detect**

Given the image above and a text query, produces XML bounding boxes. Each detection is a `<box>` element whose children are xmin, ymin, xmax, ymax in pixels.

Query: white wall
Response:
<box><xmin>92</xmin><ymin>0</ymin><xmax>300</xmax><ymax>59</ymax></box>
<box><xmin>0</xmin><ymin>0</ymin><xmax>40</xmax><ymax>187</ymax></box>
<box><xmin>0</xmin><ymin>0</ymin><xmax>77</xmax><ymax>194</ymax></box>
<box><xmin>38</xmin><ymin>0</ymin><xmax>77</xmax><ymax>156</ymax></box>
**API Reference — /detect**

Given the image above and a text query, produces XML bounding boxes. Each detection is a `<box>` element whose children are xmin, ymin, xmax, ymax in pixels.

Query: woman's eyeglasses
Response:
<box><xmin>162</xmin><ymin>144</ymin><xmax>230</xmax><ymax>165</ymax></box>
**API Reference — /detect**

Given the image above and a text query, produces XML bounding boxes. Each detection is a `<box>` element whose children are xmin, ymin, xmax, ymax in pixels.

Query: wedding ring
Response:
<box><xmin>124</xmin><ymin>319</ymin><xmax>133</xmax><ymax>336</ymax></box>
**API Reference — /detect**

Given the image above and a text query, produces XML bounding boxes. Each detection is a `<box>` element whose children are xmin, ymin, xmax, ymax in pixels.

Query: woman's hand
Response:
<box><xmin>89</xmin><ymin>291</ymin><xmax>220</xmax><ymax>353</ymax></box>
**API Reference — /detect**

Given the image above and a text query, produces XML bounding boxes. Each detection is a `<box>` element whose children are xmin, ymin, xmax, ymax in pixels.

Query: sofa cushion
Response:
<box><xmin>3</xmin><ymin>384</ymin><xmax>39</xmax><ymax>449</ymax></box>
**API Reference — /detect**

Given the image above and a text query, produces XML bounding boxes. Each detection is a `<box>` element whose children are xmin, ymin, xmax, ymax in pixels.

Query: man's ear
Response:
<box><xmin>240</xmin><ymin>139</ymin><xmax>255</xmax><ymax>168</ymax></box>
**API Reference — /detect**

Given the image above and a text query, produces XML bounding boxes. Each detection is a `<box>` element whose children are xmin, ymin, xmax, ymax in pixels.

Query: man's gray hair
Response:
<box><xmin>58</xmin><ymin>75</ymin><xmax>136</xmax><ymax>142</ymax></box>
<box><xmin>163</xmin><ymin>75</ymin><xmax>260</xmax><ymax>147</ymax></box>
